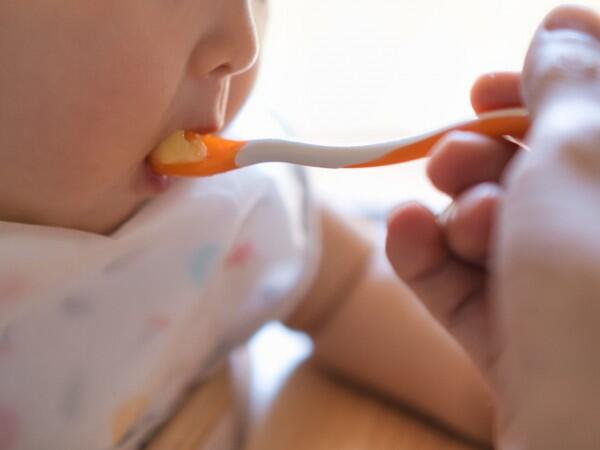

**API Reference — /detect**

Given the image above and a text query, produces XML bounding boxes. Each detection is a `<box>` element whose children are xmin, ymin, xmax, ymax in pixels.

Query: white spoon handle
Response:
<box><xmin>235</xmin><ymin>107</ymin><xmax>529</xmax><ymax>169</ymax></box>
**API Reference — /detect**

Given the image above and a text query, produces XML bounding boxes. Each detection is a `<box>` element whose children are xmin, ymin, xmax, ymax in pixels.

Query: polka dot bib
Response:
<box><xmin>0</xmin><ymin>166</ymin><xmax>318</xmax><ymax>450</ymax></box>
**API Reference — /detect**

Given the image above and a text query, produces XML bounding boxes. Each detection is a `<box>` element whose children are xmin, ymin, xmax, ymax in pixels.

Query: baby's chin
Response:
<box><xmin>99</xmin><ymin>174</ymin><xmax>174</xmax><ymax>234</ymax></box>
<box><xmin>76</xmin><ymin>165</ymin><xmax>172</xmax><ymax>235</ymax></box>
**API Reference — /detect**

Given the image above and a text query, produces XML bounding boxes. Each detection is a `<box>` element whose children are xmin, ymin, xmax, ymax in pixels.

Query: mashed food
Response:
<box><xmin>150</xmin><ymin>131</ymin><xmax>207</xmax><ymax>166</ymax></box>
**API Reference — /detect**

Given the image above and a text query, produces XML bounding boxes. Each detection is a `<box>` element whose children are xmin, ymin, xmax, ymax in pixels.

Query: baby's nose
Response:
<box><xmin>189</xmin><ymin>2</ymin><xmax>260</xmax><ymax>78</ymax></box>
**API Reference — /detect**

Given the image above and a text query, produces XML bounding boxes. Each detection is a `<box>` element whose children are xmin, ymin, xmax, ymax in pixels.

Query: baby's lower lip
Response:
<box><xmin>144</xmin><ymin>160</ymin><xmax>172</xmax><ymax>192</ymax></box>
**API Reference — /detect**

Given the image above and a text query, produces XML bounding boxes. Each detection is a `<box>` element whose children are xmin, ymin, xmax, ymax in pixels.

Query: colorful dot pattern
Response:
<box><xmin>0</xmin><ymin>166</ymin><xmax>315</xmax><ymax>449</ymax></box>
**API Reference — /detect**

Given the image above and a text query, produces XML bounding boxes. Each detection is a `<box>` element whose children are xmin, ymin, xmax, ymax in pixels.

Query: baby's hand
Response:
<box><xmin>386</xmin><ymin>71</ymin><xmax>523</xmax><ymax>375</ymax></box>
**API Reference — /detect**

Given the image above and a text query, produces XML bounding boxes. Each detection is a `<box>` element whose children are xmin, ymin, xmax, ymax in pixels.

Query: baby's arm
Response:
<box><xmin>285</xmin><ymin>206</ymin><xmax>492</xmax><ymax>443</ymax></box>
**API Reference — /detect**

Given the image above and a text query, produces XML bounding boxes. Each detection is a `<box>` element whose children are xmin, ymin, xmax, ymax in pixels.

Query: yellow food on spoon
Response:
<box><xmin>150</xmin><ymin>131</ymin><xmax>207</xmax><ymax>166</ymax></box>
<box><xmin>149</xmin><ymin>131</ymin><xmax>245</xmax><ymax>177</ymax></box>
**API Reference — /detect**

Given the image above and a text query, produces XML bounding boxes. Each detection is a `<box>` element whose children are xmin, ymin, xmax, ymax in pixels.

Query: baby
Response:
<box><xmin>0</xmin><ymin>1</ymin><xmax>495</xmax><ymax>449</ymax></box>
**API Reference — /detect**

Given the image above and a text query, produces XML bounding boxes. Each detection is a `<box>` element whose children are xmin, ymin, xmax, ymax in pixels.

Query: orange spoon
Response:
<box><xmin>150</xmin><ymin>108</ymin><xmax>529</xmax><ymax>177</ymax></box>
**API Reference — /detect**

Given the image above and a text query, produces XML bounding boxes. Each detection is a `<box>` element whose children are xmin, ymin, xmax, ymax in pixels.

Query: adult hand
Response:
<box><xmin>494</xmin><ymin>6</ymin><xmax>600</xmax><ymax>449</ymax></box>
<box><xmin>387</xmin><ymin>5</ymin><xmax>600</xmax><ymax>448</ymax></box>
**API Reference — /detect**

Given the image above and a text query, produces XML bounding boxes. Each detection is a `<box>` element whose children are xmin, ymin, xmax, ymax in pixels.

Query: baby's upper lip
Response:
<box><xmin>186</xmin><ymin>123</ymin><xmax>220</xmax><ymax>135</ymax></box>
<box><xmin>183</xmin><ymin>114</ymin><xmax>224</xmax><ymax>135</ymax></box>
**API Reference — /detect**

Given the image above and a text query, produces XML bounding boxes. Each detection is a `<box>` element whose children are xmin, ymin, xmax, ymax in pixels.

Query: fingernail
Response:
<box><xmin>544</xmin><ymin>6</ymin><xmax>600</xmax><ymax>41</ymax></box>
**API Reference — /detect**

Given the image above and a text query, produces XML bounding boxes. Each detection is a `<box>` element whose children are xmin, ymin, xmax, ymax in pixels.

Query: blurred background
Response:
<box><xmin>245</xmin><ymin>0</ymin><xmax>599</xmax><ymax>217</ymax></box>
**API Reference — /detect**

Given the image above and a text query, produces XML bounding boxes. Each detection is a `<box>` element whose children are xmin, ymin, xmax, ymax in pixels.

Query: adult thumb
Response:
<box><xmin>522</xmin><ymin>5</ymin><xmax>600</xmax><ymax>117</ymax></box>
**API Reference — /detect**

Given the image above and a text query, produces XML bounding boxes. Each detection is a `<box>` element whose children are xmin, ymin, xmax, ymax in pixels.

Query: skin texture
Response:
<box><xmin>0</xmin><ymin>0</ymin><xmax>265</xmax><ymax>234</ymax></box>
<box><xmin>387</xmin><ymin>5</ymin><xmax>600</xmax><ymax>449</ymax></box>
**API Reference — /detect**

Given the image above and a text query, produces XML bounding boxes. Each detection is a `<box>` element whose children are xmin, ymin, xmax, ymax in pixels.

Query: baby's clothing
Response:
<box><xmin>0</xmin><ymin>165</ymin><xmax>319</xmax><ymax>450</ymax></box>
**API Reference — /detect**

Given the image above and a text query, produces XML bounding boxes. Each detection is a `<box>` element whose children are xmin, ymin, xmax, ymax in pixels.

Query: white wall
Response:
<box><xmin>253</xmin><ymin>0</ymin><xmax>600</xmax><ymax>215</ymax></box>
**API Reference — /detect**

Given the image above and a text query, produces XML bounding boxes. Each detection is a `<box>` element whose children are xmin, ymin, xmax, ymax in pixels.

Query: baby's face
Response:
<box><xmin>0</xmin><ymin>0</ymin><xmax>266</xmax><ymax>234</ymax></box>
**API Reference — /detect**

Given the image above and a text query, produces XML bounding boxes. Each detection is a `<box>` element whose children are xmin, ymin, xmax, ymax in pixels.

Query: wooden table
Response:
<box><xmin>148</xmin><ymin>324</ymin><xmax>485</xmax><ymax>450</ymax></box>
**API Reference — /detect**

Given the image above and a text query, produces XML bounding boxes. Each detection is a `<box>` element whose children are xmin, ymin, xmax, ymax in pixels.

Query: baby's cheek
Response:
<box><xmin>0</xmin><ymin>405</ymin><xmax>19</xmax><ymax>450</ymax></box>
<box><xmin>59</xmin><ymin>10</ymin><xmax>184</xmax><ymax>165</ymax></box>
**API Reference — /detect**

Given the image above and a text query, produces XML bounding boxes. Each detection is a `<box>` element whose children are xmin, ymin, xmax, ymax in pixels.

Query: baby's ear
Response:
<box><xmin>522</xmin><ymin>5</ymin><xmax>600</xmax><ymax>117</ymax></box>
<box><xmin>469</xmin><ymin>72</ymin><xmax>523</xmax><ymax>115</ymax></box>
